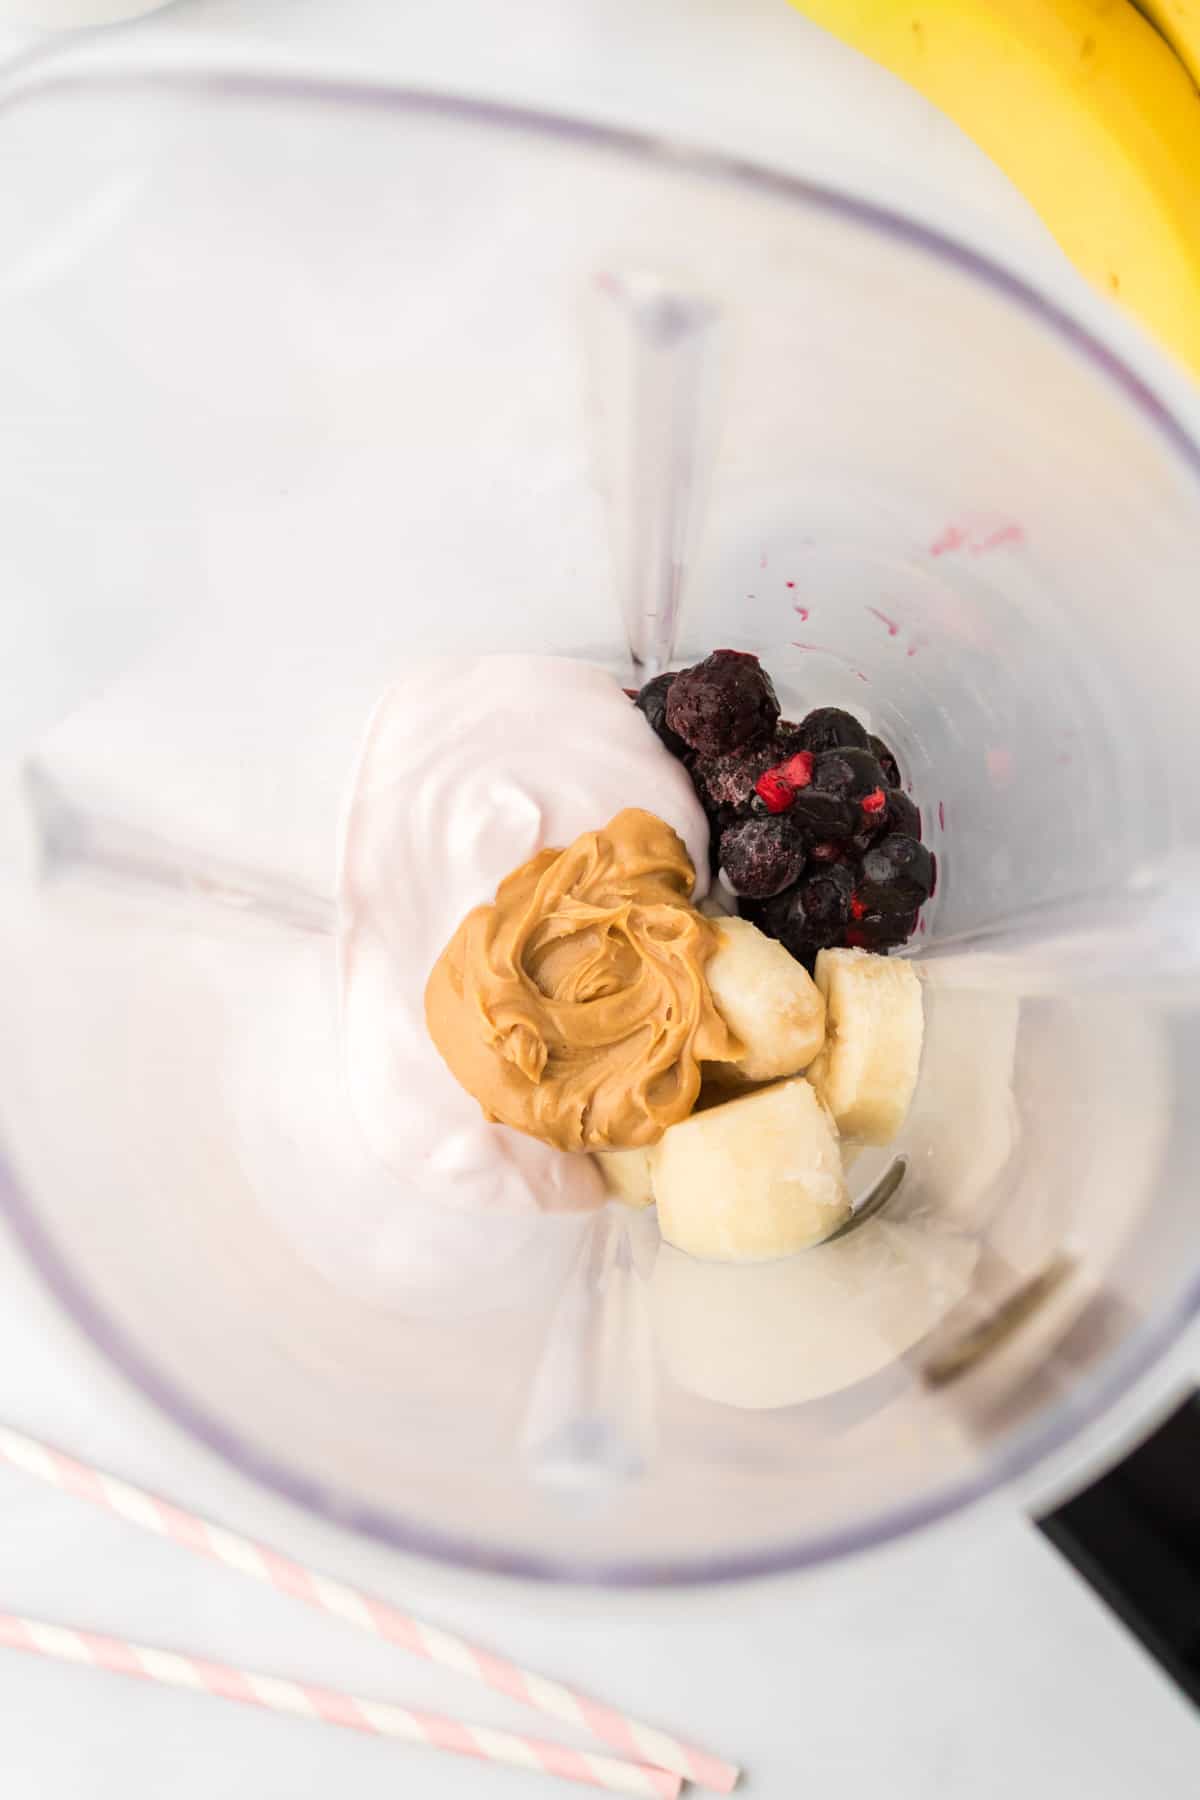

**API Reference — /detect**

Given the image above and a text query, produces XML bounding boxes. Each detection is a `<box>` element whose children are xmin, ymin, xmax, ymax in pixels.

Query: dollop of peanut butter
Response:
<box><xmin>425</xmin><ymin>809</ymin><xmax>739</xmax><ymax>1151</ymax></box>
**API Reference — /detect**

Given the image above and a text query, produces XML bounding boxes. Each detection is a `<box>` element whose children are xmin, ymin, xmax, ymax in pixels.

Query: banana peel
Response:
<box><xmin>789</xmin><ymin>0</ymin><xmax>1200</xmax><ymax>378</ymax></box>
<box><xmin>1135</xmin><ymin>0</ymin><xmax>1200</xmax><ymax>85</ymax></box>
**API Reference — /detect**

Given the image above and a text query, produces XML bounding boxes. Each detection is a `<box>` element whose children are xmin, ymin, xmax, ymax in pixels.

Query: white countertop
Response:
<box><xmin>0</xmin><ymin>2</ymin><xmax>1198</xmax><ymax>1796</ymax></box>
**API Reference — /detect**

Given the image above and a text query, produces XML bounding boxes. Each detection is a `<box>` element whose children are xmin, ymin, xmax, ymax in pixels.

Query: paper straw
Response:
<box><xmin>0</xmin><ymin>1612</ymin><xmax>679</xmax><ymax>1798</ymax></box>
<box><xmin>0</xmin><ymin>1426</ymin><xmax>738</xmax><ymax>1792</ymax></box>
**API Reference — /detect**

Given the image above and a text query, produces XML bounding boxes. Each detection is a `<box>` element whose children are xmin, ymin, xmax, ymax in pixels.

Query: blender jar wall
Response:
<box><xmin>0</xmin><ymin>70</ymin><xmax>1198</xmax><ymax>1579</ymax></box>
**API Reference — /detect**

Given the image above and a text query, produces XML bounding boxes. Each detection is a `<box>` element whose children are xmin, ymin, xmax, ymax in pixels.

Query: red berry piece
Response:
<box><xmin>754</xmin><ymin>769</ymin><xmax>795</xmax><ymax>813</ymax></box>
<box><xmin>751</xmin><ymin>748</ymin><xmax>814</xmax><ymax>816</ymax></box>
<box><xmin>777</xmin><ymin>750</ymin><xmax>815</xmax><ymax>789</ymax></box>
<box><xmin>860</xmin><ymin>787</ymin><xmax>887</xmax><ymax>817</ymax></box>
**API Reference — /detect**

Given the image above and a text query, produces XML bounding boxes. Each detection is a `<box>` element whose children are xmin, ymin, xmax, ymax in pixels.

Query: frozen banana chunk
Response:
<box><xmin>652</xmin><ymin>1077</ymin><xmax>849</xmax><ymax>1261</ymax></box>
<box><xmin>705</xmin><ymin>916</ymin><xmax>825</xmax><ymax>1084</ymax></box>
<box><xmin>807</xmin><ymin>948</ymin><xmax>923</xmax><ymax>1144</ymax></box>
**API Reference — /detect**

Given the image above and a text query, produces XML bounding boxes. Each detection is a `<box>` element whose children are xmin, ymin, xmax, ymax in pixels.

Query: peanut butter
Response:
<box><xmin>425</xmin><ymin>809</ymin><xmax>739</xmax><ymax>1151</ymax></box>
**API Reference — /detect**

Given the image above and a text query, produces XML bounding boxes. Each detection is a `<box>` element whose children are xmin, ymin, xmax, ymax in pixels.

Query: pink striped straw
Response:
<box><xmin>0</xmin><ymin>1611</ymin><xmax>679</xmax><ymax>1798</ymax></box>
<box><xmin>0</xmin><ymin>1425</ymin><xmax>738</xmax><ymax>1792</ymax></box>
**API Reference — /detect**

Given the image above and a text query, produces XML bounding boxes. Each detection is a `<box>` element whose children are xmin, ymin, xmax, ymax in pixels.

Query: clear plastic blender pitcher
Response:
<box><xmin>1</xmin><ymin>60</ymin><xmax>1199</xmax><ymax>1582</ymax></box>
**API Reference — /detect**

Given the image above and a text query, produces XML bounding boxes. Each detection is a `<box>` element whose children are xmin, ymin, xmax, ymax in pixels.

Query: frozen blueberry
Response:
<box><xmin>845</xmin><ymin>906</ymin><xmax>920</xmax><ymax>952</ymax></box>
<box><xmin>811</xmin><ymin>747</ymin><xmax>889</xmax><ymax>802</ymax></box>
<box><xmin>850</xmin><ymin>824</ymin><xmax>883</xmax><ymax>857</ymax></box>
<box><xmin>741</xmin><ymin>884</ymin><xmax>841</xmax><ymax>967</ymax></box>
<box><xmin>859</xmin><ymin>832</ymin><xmax>935</xmax><ymax>912</ymax></box>
<box><xmin>783</xmin><ymin>787</ymin><xmax>857</xmax><ymax>840</ymax></box>
<box><xmin>885</xmin><ymin>788</ymin><xmax>922</xmax><ymax>839</ymax></box>
<box><xmin>797</xmin><ymin>707</ymin><xmax>870</xmax><ymax>754</ymax></box>
<box><xmin>869</xmin><ymin>734</ymin><xmax>902</xmax><ymax>788</ymax></box>
<box><xmin>736</xmin><ymin>889</ymin><xmax>785</xmax><ymax>932</ymax></box>
<box><xmin>792</xmin><ymin>864</ymin><xmax>856</xmax><ymax>929</ymax></box>
<box><xmin>719</xmin><ymin>815</ymin><xmax>806</xmax><ymax>898</ymax></box>
<box><xmin>634</xmin><ymin>673</ymin><xmax>690</xmax><ymax>759</ymax></box>
<box><xmin>666</xmin><ymin>650</ymin><xmax>780</xmax><ymax>757</ymax></box>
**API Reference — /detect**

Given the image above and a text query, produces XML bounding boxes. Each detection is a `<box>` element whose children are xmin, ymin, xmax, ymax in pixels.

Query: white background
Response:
<box><xmin>0</xmin><ymin>2</ymin><xmax>1198</xmax><ymax>1796</ymax></box>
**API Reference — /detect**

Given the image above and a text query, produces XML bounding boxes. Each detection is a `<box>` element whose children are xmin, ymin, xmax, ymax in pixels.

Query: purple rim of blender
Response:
<box><xmin>2</xmin><ymin>67</ymin><xmax>1200</xmax><ymax>1587</ymax></box>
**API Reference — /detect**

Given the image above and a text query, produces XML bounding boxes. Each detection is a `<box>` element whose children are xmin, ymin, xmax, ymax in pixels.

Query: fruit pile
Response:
<box><xmin>635</xmin><ymin>649</ymin><xmax>935</xmax><ymax>967</ymax></box>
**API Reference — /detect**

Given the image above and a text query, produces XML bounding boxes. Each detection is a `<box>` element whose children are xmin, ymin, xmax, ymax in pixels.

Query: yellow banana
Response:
<box><xmin>1137</xmin><ymin>0</ymin><xmax>1200</xmax><ymax>84</ymax></box>
<box><xmin>788</xmin><ymin>0</ymin><xmax>1200</xmax><ymax>378</ymax></box>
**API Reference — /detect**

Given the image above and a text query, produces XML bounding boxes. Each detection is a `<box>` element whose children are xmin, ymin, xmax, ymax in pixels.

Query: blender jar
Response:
<box><xmin>0</xmin><ymin>61</ymin><xmax>1198</xmax><ymax>1581</ymax></box>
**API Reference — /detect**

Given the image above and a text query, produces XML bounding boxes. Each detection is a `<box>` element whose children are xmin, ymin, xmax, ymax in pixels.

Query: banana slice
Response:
<box><xmin>594</xmin><ymin>1146</ymin><xmax>655</xmax><ymax>1208</ymax></box>
<box><xmin>807</xmin><ymin>948</ymin><xmax>923</xmax><ymax>1145</ymax></box>
<box><xmin>704</xmin><ymin>916</ymin><xmax>825</xmax><ymax>1084</ymax></box>
<box><xmin>652</xmin><ymin>1077</ymin><xmax>849</xmax><ymax>1261</ymax></box>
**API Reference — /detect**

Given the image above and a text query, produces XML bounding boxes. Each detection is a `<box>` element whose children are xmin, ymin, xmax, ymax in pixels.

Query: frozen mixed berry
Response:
<box><xmin>885</xmin><ymin>788</ymin><xmax>921</xmax><ymax>839</ymax></box>
<box><xmin>792</xmin><ymin>864</ymin><xmax>856</xmax><ymax>929</ymax></box>
<box><xmin>850</xmin><ymin>823</ymin><xmax>883</xmax><ymax>857</ymax></box>
<box><xmin>772</xmin><ymin>721</ymin><xmax>808</xmax><ymax>760</ymax></box>
<box><xmin>797</xmin><ymin>707</ymin><xmax>870</xmax><ymax>754</ymax></box>
<box><xmin>845</xmin><ymin>906</ymin><xmax>920</xmax><ymax>952</ymax></box>
<box><xmin>869</xmin><ymin>734</ymin><xmax>901</xmax><ymax>788</ymax></box>
<box><xmin>783</xmin><ymin>787</ymin><xmax>857</xmax><ymax>839</ymax></box>
<box><xmin>741</xmin><ymin>886</ymin><xmax>841</xmax><ymax>967</ymax></box>
<box><xmin>811</xmin><ymin>747</ymin><xmax>889</xmax><ymax>803</ymax></box>
<box><xmin>691</xmin><ymin>742</ymin><xmax>776</xmax><ymax>816</ymax></box>
<box><xmin>719</xmin><ymin>815</ymin><xmax>806</xmax><ymax>898</ymax></box>
<box><xmin>859</xmin><ymin>832</ymin><xmax>935</xmax><ymax>913</ymax></box>
<box><xmin>808</xmin><ymin>838</ymin><xmax>847</xmax><ymax>864</ymax></box>
<box><xmin>848</xmin><ymin>788</ymin><xmax>891</xmax><ymax>855</ymax></box>
<box><xmin>737</xmin><ymin>888</ymin><xmax>788</xmax><ymax>940</ymax></box>
<box><xmin>634</xmin><ymin>672</ymin><xmax>691</xmax><ymax>759</ymax></box>
<box><xmin>643</xmin><ymin>646</ymin><xmax>930</xmax><ymax>962</ymax></box>
<box><xmin>666</xmin><ymin>650</ymin><xmax>780</xmax><ymax>757</ymax></box>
